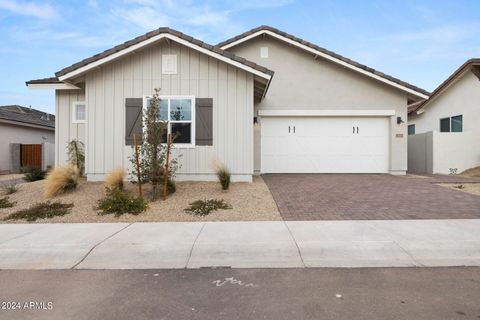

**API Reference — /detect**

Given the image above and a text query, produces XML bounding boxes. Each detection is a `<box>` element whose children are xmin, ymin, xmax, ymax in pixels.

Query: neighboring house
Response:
<box><xmin>407</xmin><ymin>59</ymin><xmax>480</xmax><ymax>174</ymax></box>
<box><xmin>0</xmin><ymin>105</ymin><xmax>55</xmax><ymax>173</ymax></box>
<box><xmin>26</xmin><ymin>26</ymin><xmax>429</xmax><ymax>182</ymax></box>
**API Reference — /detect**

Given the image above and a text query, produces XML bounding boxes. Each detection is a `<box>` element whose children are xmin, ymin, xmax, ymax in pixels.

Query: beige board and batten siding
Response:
<box><xmin>83</xmin><ymin>40</ymin><xmax>254</xmax><ymax>181</ymax></box>
<box><xmin>55</xmin><ymin>89</ymin><xmax>86</xmax><ymax>165</ymax></box>
<box><xmin>227</xmin><ymin>35</ymin><xmax>409</xmax><ymax>174</ymax></box>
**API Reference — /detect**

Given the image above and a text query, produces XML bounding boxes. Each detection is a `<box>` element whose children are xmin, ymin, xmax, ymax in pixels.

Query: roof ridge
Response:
<box><xmin>408</xmin><ymin>58</ymin><xmax>480</xmax><ymax>115</ymax></box>
<box><xmin>217</xmin><ymin>25</ymin><xmax>430</xmax><ymax>97</ymax></box>
<box><xmin>54</xmin><ymin>27</ymin><xmax>274</xmax><ymax>79</ymax></box>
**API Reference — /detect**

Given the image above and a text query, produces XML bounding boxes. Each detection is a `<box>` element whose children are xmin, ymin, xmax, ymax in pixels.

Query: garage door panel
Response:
<box><xmin>261</xmin><ymin>116</ymin><xmax>389</xmax><ymax>173</ymax></box>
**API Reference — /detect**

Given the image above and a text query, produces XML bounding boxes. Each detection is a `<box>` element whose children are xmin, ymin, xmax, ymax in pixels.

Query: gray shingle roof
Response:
<box><xmin>408</xmin><ymin>58</ymin><xmax>480</xmax><ymax>115</ymax></box>
<box><xmin>217</xmin><ymin>25</ymin><xmax>430</xmax><ymax>97</ymax></box>
<box><xmin>0</xmin><ymin>105</ymin><xmax>55</xmax><ymax>129</ymax></box>
<box><xmin>54</xmin><ymin>27</ymin><xmax>274</xmax><ymax>79</ymax></box>
<box><xmin>25</xmin><ymin>77</ymin><xmax>61</xmax><ymax>85</ymax></box>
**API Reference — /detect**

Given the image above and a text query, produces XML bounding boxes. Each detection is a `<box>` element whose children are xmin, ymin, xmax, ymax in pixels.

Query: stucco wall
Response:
<box><xmin>408</xmin><ymin>71</ymin><xmax>480</xmax><ymax>173</ymax></box>
<box><xmin>409</xmin><ymin>72</ymin><xmax>480</xmax><ymax>134</ymax></box>
<box><xmin>81</xmin><ymin>39</ymin><xmax>254</xmax><ymax>181</ymax></box>
<box><xmin>0</xmin><ymin>123</ymin><xmax>54</xmax><ymax>172</ymax></box>
<box><xmin>408</xmin><ymin>131</ymin><xmax>479</xmax><ymax>174</ymax></box>
<box><xmin>227</xmin><ymin>35</ymin><xmax>409</xmax><ymax>173</ymax></box>
<box><xmin>55</xmin><ymin>89</ymin><xmax>86</xmax><ymax>166</ymax></box>
<box><xmin>408</xmin><ymin>132</ymin><xmax>433</xmax><ymax>173</ymax></box>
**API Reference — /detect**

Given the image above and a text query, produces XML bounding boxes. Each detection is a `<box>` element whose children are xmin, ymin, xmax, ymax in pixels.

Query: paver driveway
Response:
<box><xmin>262</xmin><ymin>174</ymin><xmax>480</xmax><ymax>220</ymax></box>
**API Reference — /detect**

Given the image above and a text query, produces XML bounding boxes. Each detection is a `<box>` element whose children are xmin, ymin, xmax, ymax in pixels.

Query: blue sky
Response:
<box><xmin>0</xmin><ymin>0</ymin><xmax>479</xmax><ymax>114</ymax></box>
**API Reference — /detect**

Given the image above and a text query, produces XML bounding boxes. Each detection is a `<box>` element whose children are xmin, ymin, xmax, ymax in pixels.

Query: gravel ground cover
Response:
<box><xmin>440</xmin><ymin>183</ymin><xmax>480</xmax><ymax>197</ymax></box>
<box><xmin>0</xmin><ymin>176</ymin><xmax>280</xmax><ymax>223</ymax></box>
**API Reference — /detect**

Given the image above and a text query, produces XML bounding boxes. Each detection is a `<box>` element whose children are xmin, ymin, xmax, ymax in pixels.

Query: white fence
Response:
<box><xmin>408</xmin><ymin>131</ymin><xmax>480</xmax><ymax>174</ymax></box>
<box><xmin>42</xmin><ymin>142</ymin><xmax>55</xmax><ymax>171</ymax></box>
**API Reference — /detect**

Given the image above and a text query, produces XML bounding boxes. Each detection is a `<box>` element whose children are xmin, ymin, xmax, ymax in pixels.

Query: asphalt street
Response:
<box><xmin>1</xmin><ymin>267</ymin><xmax>479</xmax><ymax>320</ymax></box>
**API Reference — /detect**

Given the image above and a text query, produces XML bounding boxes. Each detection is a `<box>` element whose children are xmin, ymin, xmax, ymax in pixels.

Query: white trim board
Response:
<box><xmin>258</xmin><ymin>109</ymin><xmax>396</xmax><ymax>117</ymax></box>
<box><xmin>220</xmin><ymin>30</ymin><xmax>428</xmax><ymax>99</ymax></box>
<box><xmin>58</xmin><ymin>33</ymin><xmax>272</xmax><ymax>82</ymax></box>
<box><xmin>27</xmin><ymin>83</ymin><xmax>81</xmax><ymax>90</ymax></box>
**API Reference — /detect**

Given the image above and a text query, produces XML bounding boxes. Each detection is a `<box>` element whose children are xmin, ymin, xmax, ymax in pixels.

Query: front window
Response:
<box><xmin>440</xmin><ymin>115</ymin><xmax>463</xmax><ymax>132</ymax></box>
<box><xmin>451</xmin><ymin>115</ymin><xmax>463</xmax><ymax>132</ymax></box>
<box><xmin>408</xmin><ymin>124</ymin><xmax>415</xmax><ymax>135</ymax></box>
<box><xmin>144</xmin><ymin>96</ymin><xmax>195</xmax><ymax>147</ymax></box>
<box><xmin>72</xmin><ymin>102</ymin><xmax>86</xmax><ymax>123</ymax></box>
<box><xmin>440</xmin><ymin>117</ymin><xmax>450</xmax><ymax>132</ymax></box>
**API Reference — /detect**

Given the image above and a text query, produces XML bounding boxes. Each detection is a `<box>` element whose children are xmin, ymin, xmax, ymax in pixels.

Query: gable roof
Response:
<box><xmin>218</xmin><ymin>25</ymin><xmax>430</xmax><ymax>99</ymax></box>
<box><xmin>54</xmin><ymin>27</ymin><xmax>273</xmax><ymax>81</ymax></box>
<box><xmin>0</xmin><ymin>105</ymin><xmax>55</xmax><ymax>130</ymax></box>
<box><xmin>408</xmin><ymin>58</ymin><xmax>480</xmax><ymax>116</ymax></box>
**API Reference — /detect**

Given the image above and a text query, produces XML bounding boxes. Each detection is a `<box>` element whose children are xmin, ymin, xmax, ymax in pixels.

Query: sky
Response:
<box><xmin>0</xmin><ymin>0</ymin><xmax>479</xmax><ymax>114</ymax></box>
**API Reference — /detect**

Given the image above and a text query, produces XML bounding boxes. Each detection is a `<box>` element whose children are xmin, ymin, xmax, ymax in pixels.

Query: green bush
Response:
<box><xmin>216</xmin><ymin>167</ymin><xmax>231</xmax><ymax>191</ymax></box>
<box><xmin>97</xmin><ymin>187</ymin><xmax>147</xmax><ymax>217</ymax></box>
<box><xmin>22</xmin><ymin>166</ymin><xmax>46</xmax><ymax>182</ymax></box>
<box><xmin>0</xmin><ymin>197</ymin><xmax>15</xmax><ymax>209</ymax></box>
<box><xmin>3</xmin><ymin>201</ymin><xmax>73</xmax><ymax>221</ymax></box>
<box><xmin>165</xmin><ymin>177</ymin><xmax>176</xmax><ymax>194</ymax></box>
<box><xmin>184</xmin><ymin>199</ymin><xmax>232</xmax><ymax>216</ymax></box>
<box><xmin>2</xmin><ymin>183</ymin><xmax>19</xmax><ymax>195</ymax></box>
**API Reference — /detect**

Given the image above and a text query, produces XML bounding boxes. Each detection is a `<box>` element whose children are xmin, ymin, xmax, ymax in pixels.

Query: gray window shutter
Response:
<box><xmin>125</xmin><ymin>98</ymin><xmax>143</xmax><ymax>146</ymax></box>
<box><xmin>195</xmin><ymin>98</ymin><xmax>213</xmax><ymax>146</ymax></box>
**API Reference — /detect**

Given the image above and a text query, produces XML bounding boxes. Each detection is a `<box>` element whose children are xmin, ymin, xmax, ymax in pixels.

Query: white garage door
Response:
<box><xmin>261</xmin><ymin>117</ymin><xmax>389</xmax><ymax>173</ymax></box>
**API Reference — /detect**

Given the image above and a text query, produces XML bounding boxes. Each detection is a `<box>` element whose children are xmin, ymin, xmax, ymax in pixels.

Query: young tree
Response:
<box><xmin>142</xmin><ymin>88</ymin><xmax>166</xmax><ymax>200</ymax></box>
<box><xmin>129</xmin><ymin>88</ymin><xmax>181</xmax><ymax>201</ymax></box>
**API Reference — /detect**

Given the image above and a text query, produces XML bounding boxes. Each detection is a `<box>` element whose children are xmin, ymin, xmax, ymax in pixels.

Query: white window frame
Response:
<box><xmin>142</xmin><ymin>95</ymin><xmax>196</xmax><ymax>148</ymax></box>
<box><xmin>72</xmin><ymin>101</ymin><xmax>86</xmax><ymax>124</ymax></box>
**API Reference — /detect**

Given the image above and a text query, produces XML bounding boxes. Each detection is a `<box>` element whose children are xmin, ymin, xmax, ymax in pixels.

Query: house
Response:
<box><xmin>0</xmin><ymin>105</ymin><xmax>55</xmax><ymax>173</ymax></box>
<box><xmin>407</xmin><ymin>58</ymin><xmax>480</xmax><ymax>174</ymax></box>
<box><xmin>26</xmin><ymin>26</ymin><xmax>429</xmax><ymax>182</ymax></box>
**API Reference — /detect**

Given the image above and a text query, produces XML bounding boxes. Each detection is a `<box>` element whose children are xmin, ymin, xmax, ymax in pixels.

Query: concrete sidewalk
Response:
<box><xmin>0</xmin><ymin>220</ymin><xmax>479</xmax><ymax>269</ymax></box>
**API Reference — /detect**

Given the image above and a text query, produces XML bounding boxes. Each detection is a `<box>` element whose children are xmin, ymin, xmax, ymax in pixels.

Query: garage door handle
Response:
<box><xmin>293</xmin><ymin>126</ymin><xmax>295</xmax><ymax>133</ymax></box>
<box><xmin>353</xmin><ymin>126</ymin><xmax>355</xmax><ymax>134</ymax></box>
<box><xmin>288</xmin><ymin>126</ymin><xmax>291</xmax><ymax>133</ymax></box>
<box><xmin>357</xmin><ymin>126</ymin><xmax>359</xmax><ymax>134</ymax></box>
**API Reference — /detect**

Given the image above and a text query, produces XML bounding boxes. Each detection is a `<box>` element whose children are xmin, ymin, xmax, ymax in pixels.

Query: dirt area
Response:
<box><xmin>0</xmin><ymin>174</ymin><xmax>24</xmax><ymax>182</ymax></box>
<box><xmin>460</xmin><ymin>166</ymin><xmax>480</xmax><ymax>178</ymax></box>
<box><xmin>439</xmin><ymin>183</ymin><xmax>480</xmax><ymax>197</ymax></box>
<box><xmin>0</xmin><ymin>176</ymin><xmax>280</xmax><ymax>223</ymax></box>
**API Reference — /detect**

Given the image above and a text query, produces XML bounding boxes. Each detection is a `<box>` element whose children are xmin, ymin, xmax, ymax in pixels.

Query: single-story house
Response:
<box><xmin>407</xmin><ymin>58</ymin><xmax>480</xmax><ymax>174</ymax></box>
<box><xmin>26</xmin><ymin>26</ymin><xmax>429</xmax><ymax>182</ymax></box>
<box><xmin>0</xmin><ymin>105</ymin><xmax>55</xmax><ymax>173</ymax></box>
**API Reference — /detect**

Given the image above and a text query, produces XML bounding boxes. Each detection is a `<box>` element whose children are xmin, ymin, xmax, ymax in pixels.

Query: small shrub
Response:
<box><xmin>184</xmin><ymin>199</ymin><xmax>232</xmax><ymax>216</ymax></box>
<box><xmin>22</xmin><ymin>166</ymin><xmax>46</xmax><ymax>182</ymax></box>
<box><xmin>67</xmin><ymin>140</ymin><xmax>85</xmax><ymax>176</ymax></box>
<box><xmin>97</xmin><ymin>187</ymin><xmax>147</xmax><ymax>217</ymax></box>
<box><xmin>3</xmin><ymin>202</ymin><xmax>73</xmax><ymax>221</ymax></box>
<box><xmin>212</xmin><ymin>160</ymin><xmax>231</xmax><ymax>191</ymax></box>
<box><xmin>164</xmin><ymin>177</ymin><xmax>176</xmax><ymax>194</ymax></box>
<box><xmin>2</xmin><ymin>183</ymin><xmax>19</xmax><ymax>195</ymax></box>
<box><xmin>217</xmin><ymin>167</ymin><xmax>231</xmax><ymax>190</ymax></box>
<box><xmin>44</xmin><ymin>165</ymin><xmax>79</xmax><ymax>198</ymax></box>
<box><xmin>0</xmin><ymin>196</ymin><xmax>15</xmax><ymax>209</ymax></box>
<box><xmin>105</xmin><ymin>168</ymin><xmax>125</xmax><ymax>190</ymax></box>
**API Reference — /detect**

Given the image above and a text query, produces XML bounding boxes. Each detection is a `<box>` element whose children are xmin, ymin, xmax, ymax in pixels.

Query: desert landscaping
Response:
<box><xmin>0</xmin><ymin>176</ymin><xmax>280</xmax><ymax>223</ymax></box>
